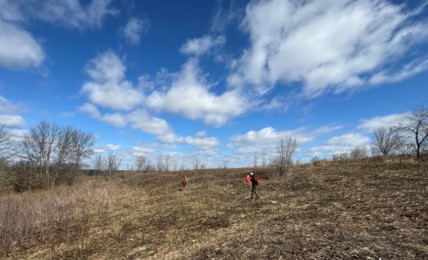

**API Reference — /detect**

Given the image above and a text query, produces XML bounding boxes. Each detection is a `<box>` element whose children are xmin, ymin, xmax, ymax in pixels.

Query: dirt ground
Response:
<box><xmin>2</xmin><ymin>160</ymin><xmax>428</xmax><ymax>259</ymax></box>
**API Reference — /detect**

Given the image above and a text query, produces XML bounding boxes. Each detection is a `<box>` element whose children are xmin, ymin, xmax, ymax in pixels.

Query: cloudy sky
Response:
<box><xmin>1</xmin><ymin>0</ymin><xmax>427</xmax><ymax>169</ymax></box>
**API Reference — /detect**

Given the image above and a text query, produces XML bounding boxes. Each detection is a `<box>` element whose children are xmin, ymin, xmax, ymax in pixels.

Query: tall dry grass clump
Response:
<box><xmin>0</xmin><ymin>178</ymin><xmax>126</xmax><ymax>257</ymax></box>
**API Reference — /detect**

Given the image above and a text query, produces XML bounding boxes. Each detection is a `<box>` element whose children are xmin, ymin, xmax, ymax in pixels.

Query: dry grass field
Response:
<box><xmin>1</xmin><ymin>159</ymin><xmax>427</xmax><ymax>259</ymax></box>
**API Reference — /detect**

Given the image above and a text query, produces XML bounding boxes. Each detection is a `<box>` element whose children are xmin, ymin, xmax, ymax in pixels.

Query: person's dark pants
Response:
<box><xmin>251</xmin><ymin>185</ymin><xmax>260</xmax><ymax>199</ymax></box>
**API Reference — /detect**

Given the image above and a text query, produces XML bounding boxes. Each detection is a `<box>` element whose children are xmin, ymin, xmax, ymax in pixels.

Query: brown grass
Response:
<box><xmin>1</xmin><ymin>160</ymin><xmax>427</xmax><ymax>259</ymax></box>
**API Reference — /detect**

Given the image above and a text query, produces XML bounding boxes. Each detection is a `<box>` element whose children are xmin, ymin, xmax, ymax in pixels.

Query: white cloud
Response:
<box><xmin>81</xmin><ymin>50</ymin><xmax>144</xmax><ymax>111</ymax></box>
<box><xmin>147</xmin><ymin>59</ymin><xmax>248</xmax><ymax>127</ymax></box>
<box><xmin>358</xmin><ymin>113</ymin><xmax>411</xmax><ymax>131</ymax></box>
<box><xmin>180</xmin><ymin>35</ymin><xmax>225</xmax><ymax>57</ymax></box>
<box><xmin>94</xmin><ymin>143</ymin><xmax>121</xmax><ymax>153</ymax></box>
<box><xmin>369</xmin><ymin>56</ymin><xmax>428</xmax><ymax>85</ymax></box>
<box><xmin>127</xmin><ymin>109</ymin><xmax>219</xmax><ymax>149</ymax></box>
<box><xmin>0</xmin><ymin>21</ymin><xmax>45</xmax><ymax>70</ymax></box>
<box><xmin>0</xmin><ymin>0</ymin><xmax>23</xmax><ymax>22</ymax></box>
<box><xmin>101</xmin><ymin>113</ymin><xmax>127</xmax><ymax>127</ymax></box>
<box><xmin>0</xmin><ymin>96</ymin><xmax>25</xmax><ymax>128</ymax></box>
<box><xmin>0</xmin><ymin>0</ymin><xmax>116</xmax><ymax>70</ymax></box>
<box><xmin>0</xmin><ymin>96</ymin><xmax>21</xmax><ymax>113</ymax></box>
<box><xmin>105</xmin><ymin>144</ymin><xmax>121</xmax><ymax>151</ymax></box>
<box><xmin>232</xmin><ymin>125</ymin><xmax>341</xmax><ymax>145</ymax></box>
<box><xmin>230</xmin><ymin>0</ymin><xmax>428</xmax><ymax>97</ymax></box>
<box><xmin>309</xmin><ymin>133</ymin><xmax>370</xmax><ymax>157</ymax></box>
<box><xmin>28</xmin><ymin>0</ymin><xmax>117</xmax><ymax>29</ymax></box>
<box><xmin>0</xmin><ymin>0</ymin><xmax>117</xmax><ymax>30</ymax></box>
<box><xmin>80</xmin><ymin>105</ymin><xmax>220</xmax><ymax>150</ymax></box>
<box><xmin>0</xmin><ymin>115</ymin><xmax>25</xmax><ymax>128</ymax></box>
<box><xmin>79</xmin><ymin>103</ymin><xmax>100</xmax><ymax>118</ymax></box>
<box><xmin>210</xmin><ymin>0</ymin><xmax>242</xmax><ymax>32</ymax></box>
<box><xmin>195</xmin><ymin>131</ymin><xmax>206</xmax><ymax>137</ymax></box>
<box><xmin>122</xmin><ymin>17</ymin><xmax>149</xmax><ymax>45</ymax></box>
<box><xmin>182</xmin><ymin>136</ymin><xmax>219</xmax><ymax>149</ymax></box>
<box><xmin>127</xmin><ymin>109</ymin><xmax>172</xmax><ymax>137</ymax></box>
<box><xmin>79</xmin><ymin>103</ymin><xmax>126</xmax><ymax>127</ymax></box>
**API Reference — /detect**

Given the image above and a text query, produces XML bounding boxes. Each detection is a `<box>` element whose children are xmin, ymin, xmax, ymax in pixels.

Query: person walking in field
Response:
<box><xmin>181</xmin><ymin>175</ymin><xmax>189</xmax><ymax>190</ymax></box>
<box><xmin>246</xmin><ymin>172</ymin><xmax>260</xmax><ymax>199</ymax></box>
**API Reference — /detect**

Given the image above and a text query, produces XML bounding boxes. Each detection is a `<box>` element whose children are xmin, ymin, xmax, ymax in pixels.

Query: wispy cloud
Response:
<box><xmin>210</xmin><ymin>0</ymin><xmax>245</xmax><ymax>32</ymax></box>
<box><xmin>230</xmin><ymin>125</ymin><xmax>342</xmax><ymax>155</ymax></box>
<box><xmin>309</xmin><ymin>133</ymin><xmax>371</xmax><ymax>158</ymax></box>
<box><xmin>80</xmin><ymin>104</ymin><xmax>220</xmax><ymax>150</ymax></box>
<box><xmin>121</xmin><ymin>17</ymin><xmax>150</xmax><ymax>45</ymax></box>
<box><xmin>358</xmin><ymin>112</ymin><xmax>411</xmax><ymax>131</ymax></box>
<box><xmin>229</xmin><ymin>0</ymin><xmax>428</xmax><ymax>97</ymax></box>
<box><xmin>180</xmin><ymin>35</ymin><xmax>225</xmax><ymax>57</ymax></box>
<box><xmin>0</xmin><ymin>96</ymin><xmax>25</xmax><ymax>128</ymax></box>
<box><xmin>24</xmin><ymin>0</ymin><xmax>117</xmax><ymax>29</ymax></box>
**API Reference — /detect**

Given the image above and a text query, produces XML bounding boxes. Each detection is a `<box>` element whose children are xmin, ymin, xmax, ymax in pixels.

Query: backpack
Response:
<box><xmin>254</xmin><ymin>175</ymin><xmax>260</xmax><ymax>185</ymax></box>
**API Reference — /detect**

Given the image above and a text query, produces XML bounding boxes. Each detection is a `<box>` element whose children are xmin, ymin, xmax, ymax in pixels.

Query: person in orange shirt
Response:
<box><xmin>181</xmin><ymin>175</ymin><xmax>189</xmax><ymax>190</ymax></box>
<box><xmin>246</xmin><ymin>172</ymin><xmax>260</xmax><ymax>199</ymax></box>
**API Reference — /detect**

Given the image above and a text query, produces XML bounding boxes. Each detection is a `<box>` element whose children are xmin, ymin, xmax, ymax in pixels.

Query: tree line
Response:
<box><xmin>0</xmin><ymin>105</ymin><xmax>427</xmax><ymax>191</ymax></box>
<box><xmin>0</xmin><ymin>121</ymin><xmax>95</xmax><ymax>191</ymax></box>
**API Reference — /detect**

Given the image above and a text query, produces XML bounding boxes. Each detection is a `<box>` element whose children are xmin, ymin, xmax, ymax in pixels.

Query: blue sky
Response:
<box><xmin>1</xmin><ymin>0</ymin><xmax>427</xmax><ymax>169</ymax></box>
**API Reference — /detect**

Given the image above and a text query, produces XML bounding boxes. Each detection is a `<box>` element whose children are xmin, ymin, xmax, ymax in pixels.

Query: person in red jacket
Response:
<box><xmin>181</xmin><ymin>175</ymin><xmax>189</xmax><ymax>190</ymax></box>
<box><xmin>246</xmin><ymin>172</ymin><xmax>260</xmax><ymax>199</ymax></box>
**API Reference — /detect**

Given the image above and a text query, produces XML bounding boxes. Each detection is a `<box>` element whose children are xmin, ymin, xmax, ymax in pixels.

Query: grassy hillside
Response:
<box><xmin>1</xmin><ymin>160</ymin><xmax>427</xmax><ymax>259</ymax></box>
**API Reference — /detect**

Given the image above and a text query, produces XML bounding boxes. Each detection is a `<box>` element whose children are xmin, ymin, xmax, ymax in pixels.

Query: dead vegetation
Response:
<box><xmin>1</xmin><ymin>160</ymin><xmax>427</xmax><ymax>259</ymax></box>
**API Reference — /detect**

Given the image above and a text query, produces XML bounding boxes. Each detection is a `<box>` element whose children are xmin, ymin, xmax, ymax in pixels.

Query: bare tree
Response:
<box><xmin>261</xmin><ymin>148</ymin><xmax>266</xmax><ymax>167</ymax></box>
<box><xmin>20</xmin><ymin>123</ymin><xmax>95</xmax><ymax>187</ymax></box>
<box><xmin>164</xmin><ymin>154</ymin><xmax>170</xmax><ymax>172</ymax></box>
<box><xmin>222</xmin><ymin>159</ymin><xmax>228</xmax><ymax>169</ymax></box>
<box><xmin>70</xmin><ymin>129</ymin><xmax>95</xmax><ymax>171</ymax></box>
<box><xmin>401</xmin><ymin>105</ymin><xmax>428</xmax><ymax>160</ymax></box>
<box><xmin>51</xmin><ymin>126</ymin><xmax>73</xmax><ymax>186</ymax></box>
<box><xmin>135</xmin><ymin>155</ymin><xmax>148</xmax><ymax>172</ymax></box>
<box><xmin>350</xmin><ymin>146</ymin><xmax>367</xmax><ymax>159</ymax></box>
<box><xmin>107</xmin><ymin>153</ymin><xmax>119</xmax><ymax>177</ymax></box>
<box><xmin>0</xmin><ymin>125</ymin><xmax>14</xmax><ymax>164</ymax></box>
<box><xmin>272</xmin><ymin>137</ymin><xmax>298</xmax><ymax>176</ymax></box>
<box><xmin>372</xmin><ymin>127</ymin><xmax>403</xmax><ymax>156</ymax></box>
<box><xmin>156</xmin><ymin>154</ymin><xmax>165</xmax><ymax>172</ymax></box>
<box><xmin>21</xmin><ymin>121</ymin><xmax>60</xmax><ymax>187</ymax></box>
<box><xmin>192</xmin><ymin>156</ymin><xmax>200</xmax><ymax>170</ymax></box>
<box><xmin>253</xmin><ymin>151</ymin><xmax>258</xmax><ymax>168</ymax></box>
<box><xmin>0</xmin><ymin>125</ymin><xmax>13</xmax><ymax>188</ymax></box>
<box><xmin>94</xmin><ymin>154</ymin><xmax>104</xmax><ymax>175</ymax></box>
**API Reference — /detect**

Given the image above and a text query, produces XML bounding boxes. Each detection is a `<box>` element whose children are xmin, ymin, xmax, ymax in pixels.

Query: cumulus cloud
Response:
<box><xmin>122</xmin><ymin>17</ymin><xmax>149</xmax><ymax>45</ymax></box>
<box><xmin>147</xmin><ymin>59</ymin><xmax>248</xmax><ymax>126</ymax></box>
<box><xmin>81</xmin><ymin>50</ymin><xmax>144</xmax><ymax>111</ymax></box>
<box><xmin>229</xmin><ymin>0</ymin><xmax>428</xmax><ymax>97</ymax></box>
<box><xmin>358</xmin><ymin>113</ymin><xmax>411</xmax><ymax>131</ymax></box>
<box><xmin>309</xmin><ymin>133</ymin><xmax>370</xmax><ymax>157</ymax></box>
<box><xmin>0</xmin><ymin>21</ymin><xmax>45</xmax><ymax>70</ymax></box>
<box><xmin>180</xmin><ymin>35</ymin><xmax>225</xmax><ymax>57</ymax></box>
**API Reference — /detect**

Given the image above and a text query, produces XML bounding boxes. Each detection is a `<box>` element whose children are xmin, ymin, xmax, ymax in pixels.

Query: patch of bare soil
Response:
<box><xmin>2</xmin><ymin>161</ymin><xmax>428</xmax><ymax>259</ymax></box>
